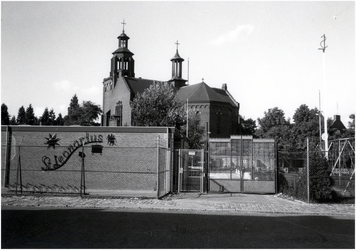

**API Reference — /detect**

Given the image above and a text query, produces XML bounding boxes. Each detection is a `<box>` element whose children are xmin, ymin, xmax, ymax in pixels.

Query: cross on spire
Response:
<box><xmin>121</xmin><ymin>19</ymin><xmax>126</xmax><ymax>32</ymax></box>
<box><xmin>175</xmin><ymin>40</ymin><xmax>180</xmax><ymax>51</ymax></box>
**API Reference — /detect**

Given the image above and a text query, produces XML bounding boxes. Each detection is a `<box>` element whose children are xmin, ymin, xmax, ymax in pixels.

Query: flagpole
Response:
<box><xmin>186</xmin><ymin>99</ymin><xmax>189</xmax><ymax>138</ymax></box>
<box><xmin>319</xmin><ymin>34</ymin><xmax>328</xmax><ymax>159</ymax></box>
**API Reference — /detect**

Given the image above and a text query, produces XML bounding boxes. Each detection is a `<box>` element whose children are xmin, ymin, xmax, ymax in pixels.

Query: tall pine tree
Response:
<box><xmin>1</xmin><ymin>103</ymin><xmax>10</xmax><ymax>125</ymax></box>
<box><xmin>40</xmin><ymin>108</ymin><xmax>50</xmax><ymax>125</ymax></box>
<box><xmin>65</xmin><ymin>94</ymin><xmax>82</xmax><ymax>125</ymax></box>
<box><xmin>17</xmin><ymin>106</ymin><xmax>26</xmax><ymax>124</ymax></box>
<box><xmin>25</xmin><ymin>104</ymin><xmax>36</xmax><ymax>125</ymax></box>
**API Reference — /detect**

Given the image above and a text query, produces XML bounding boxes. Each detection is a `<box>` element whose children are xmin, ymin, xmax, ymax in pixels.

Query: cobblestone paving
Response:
<box><xmin>1</xmin><ymin>193</ymin><xmax>354</xmax><ymax>216</ymax></box>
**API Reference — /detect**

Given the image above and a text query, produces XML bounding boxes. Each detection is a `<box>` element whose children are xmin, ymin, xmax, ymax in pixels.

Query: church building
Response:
<box><xmin>102</xmin><ymin>23</ymin><xmax>240</xmax><ymax>139</ymax></box>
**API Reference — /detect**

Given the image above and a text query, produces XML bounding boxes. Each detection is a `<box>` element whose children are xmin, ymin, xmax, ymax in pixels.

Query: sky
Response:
<box><xmin>1</xmin><ymin>1</ymin><xmax>355</xmax><ymax>126</ymax></box>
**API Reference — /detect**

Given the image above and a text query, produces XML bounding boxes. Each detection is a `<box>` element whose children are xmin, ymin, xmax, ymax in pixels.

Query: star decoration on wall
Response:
<box><xmin>44</xmin><ymin>133</ymin><xmax>61</xmax><ymax>149</ymax></box>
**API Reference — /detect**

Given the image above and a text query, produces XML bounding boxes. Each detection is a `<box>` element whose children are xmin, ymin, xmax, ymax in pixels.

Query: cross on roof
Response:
<box><xmin>121</xmin><ymin>19</ymin><xmax>126</xmax><ymax>32</ymax></box>
<box><xmin>175</xmin><ymin>40</ymin><xmax>180</xmax><ymax>50</ymax></box>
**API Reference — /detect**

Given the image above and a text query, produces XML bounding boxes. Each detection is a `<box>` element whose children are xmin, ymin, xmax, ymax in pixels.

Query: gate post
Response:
<box><xmin>200</xmin><ymin>149</ymin><xmax>203</xmax><ymax>194</ymax></box>
<box><xmin>178</xmin><ymin>149</ymin><xmax>181</xmax><ymax>193</ymax></box>
<box><xmin>80</xmin><ymin>145</ymin><xmax>86</xmax><ymax>197</ymax></box>
<box><xmin>4</xmin><ymin>126</ymin><xmax>12</xmax><ymax>187</ymax></box>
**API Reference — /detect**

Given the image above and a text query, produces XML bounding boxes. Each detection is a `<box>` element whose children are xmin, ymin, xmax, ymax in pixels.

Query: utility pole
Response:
<box><xmin>318</xmin><ymin>34</ymin><xmax>328</xmax><ymax>159</ymax></box>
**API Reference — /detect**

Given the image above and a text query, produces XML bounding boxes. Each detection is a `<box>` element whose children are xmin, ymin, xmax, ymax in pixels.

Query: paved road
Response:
<box><xmin>2</xmin><ymin>207</ymin><xmax>354</xmax><ymax>249</ymax></box>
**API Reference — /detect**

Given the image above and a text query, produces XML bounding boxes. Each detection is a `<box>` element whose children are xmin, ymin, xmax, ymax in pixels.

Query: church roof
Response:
<box><xmin>177</xmin><ymin>82</ymin><xmax>237</xmax><ymax>107</ymax></box>
<box><xmin>118</xmin><ymin>31</ymin><xmax>130</xmax><ymax>40</ymax></box>
<box><xmin>330</xmin><ymin>115</ymin><xmax>346</xmax><ymax>131</ymax></box>
<box><xmin>171</xmin><ymin>50</ymin><xmax>184</xmax><ymax>61</ymax></box>
<box><xmin>123</xmin><ymin>78</ymin><xmax>238</xmax><ymax>108</ymax></box>
<box><xmin>211</xmin><ymin>87</ymin><xmax>239</xmax><ymax>107</ymax></box>
<box><xmin>124</xmin><ymin>77</ymin><xmax>165</xmax><ymax>95</ymax></box>
<box><xmin>112</xmin><ymin>47</ymin><xmax>134</xmax><ymax>55</ymax></box>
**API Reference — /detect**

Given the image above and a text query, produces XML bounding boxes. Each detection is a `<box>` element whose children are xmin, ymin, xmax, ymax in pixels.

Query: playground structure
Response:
<box><xmin>328</xmin><ymin>137</ymin><xmax>355</xmax><ymax>196</ymax></box>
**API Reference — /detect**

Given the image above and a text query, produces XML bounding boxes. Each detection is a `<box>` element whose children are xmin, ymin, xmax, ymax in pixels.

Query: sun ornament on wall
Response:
<box><xmin>44</xmin><ymin>133</ymin><xmax>61</xmax><ymax>149</ymax></box>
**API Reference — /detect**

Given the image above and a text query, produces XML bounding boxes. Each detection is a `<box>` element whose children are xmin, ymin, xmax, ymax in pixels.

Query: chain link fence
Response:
<box><xmin>278</xmin><ymin>137</ymin><xmax>355</xmax><ymax>202</ymax></box>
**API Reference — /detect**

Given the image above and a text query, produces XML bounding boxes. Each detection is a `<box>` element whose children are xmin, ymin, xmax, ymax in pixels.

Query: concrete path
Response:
<box><xmin>1</xmin><ymin>192</ymin><xmax>354</xmax><ymax>217</ymax></box>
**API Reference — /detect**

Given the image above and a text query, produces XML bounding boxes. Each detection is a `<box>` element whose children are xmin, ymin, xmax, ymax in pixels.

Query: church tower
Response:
<box><xmin>110</xmin><ymin>20</ymin><xmax>135</xmax><ymax>82</ymax></box>
<box><xmin>169</xmin><ymin>41</ymin><xmax>186</xmax><ymax>89</ymax></box>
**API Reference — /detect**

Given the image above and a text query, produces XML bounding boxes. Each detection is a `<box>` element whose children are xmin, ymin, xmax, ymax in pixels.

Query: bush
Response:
<box><xmin>295</xmin><ymin>151</ymin><xmax>333</xmax><ymax>202</ymax></box>
<box><xmin>277</xmin><ymin>172</ymin><xmax>289</xmax><ymax>193</ymax></box>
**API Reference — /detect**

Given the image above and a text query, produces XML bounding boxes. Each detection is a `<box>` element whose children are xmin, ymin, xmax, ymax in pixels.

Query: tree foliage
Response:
<box><xmin>10</xmin><ymin>116</ymin><xmax>17</xmax><ymax>125</ymax></box>
<box><xmin>344</xmin><ymin>114</ymin><xmax>355</xmax><ymax>138</ymax></box>
<box><xmin>56</xmin><ymin>113</ymin><xmax>64</xmax><ymax>126</ymax></box>
<box><xmin>295</xmin><ymin>151</ymin><xmax>334</xmax><ymax>202</ymax></box>
<box><xmin>40</xmin><ymin>108</ymin><xmax>57</xmax><ymax>125</ymax></box>
<box><xmin>40</xmin><ymin>108</ymin><xmax>50</xmax><ymax>125</ymax></box>
<box><xmin>240</xmin><ymin>117</ymin><xmax>257</xmax><ymax>136</ymax></box>
<box><xmin>256</xmin><ymin>107</ymin><xmax>288</xmax><ymax>135</ymax></box>
<box><xmin>256</xmin><ymin>107</ymin><xmax>291</xmax><ymax>150</ymax></box>
<box><xmin>64</xmin><ymin>95</ymin><xmax>102</xmax><ymax>126</ymax></box>
<box><xmin>131</xmin><ymin>83</ymin><xmax>205</xmax><ymax>147</ymax></box>
<box><xmin>254</xmin><ymin>105</ymin><xmax>354</xmax><ymax>151</ymax></box>
<box><xmin>17</xmin><ymin>106</ymin><xmax>26</xmax><ymax>125</ymax></box>
<box><xmin>80</xmin><ymin>101</ymin><xmax>103</xmax><ymax>126</ymax></box>
<box><xmin>131</xmin><ymin>83</ymin><xmax>185</xmax><ymax>126</ymax></box>
<box><xmin>25</xmin><ymin>104</ymin><xmax>36</xmax><ymax>125</ymax></box>
<box><xmin>1</xmin><ymin>103</ymin><xmax>10</xmax><ymax>125</ymax></box>
<box><xmin>184</xmin><ymin>111</ymin><xmax>206</xmax><ymax>149</ymax></box>
<box><xmin>290</xmin><ymin>104</ymin><xmax>320</xmax><ymax>151</ymax></box>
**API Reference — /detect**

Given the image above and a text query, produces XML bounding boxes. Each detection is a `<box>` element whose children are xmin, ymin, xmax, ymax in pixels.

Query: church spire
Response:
<box><xmin>171</xmin><ymin>40</ymin><xmax>184</xmax><ymax>79</ymax></box>
<box><xmin>169</xmin><ymin>40</ymin><xmax>186</xmax><ymax>89</ymax></box>
<box><xmin>121</xmin><ymin>19</ymin><xmax>126</xmax><ymax>33</ymax></box>
<box><xmin>110</xmin><ymin>19</ymin><xmax>135</xmax><ymax>79</ymax></box>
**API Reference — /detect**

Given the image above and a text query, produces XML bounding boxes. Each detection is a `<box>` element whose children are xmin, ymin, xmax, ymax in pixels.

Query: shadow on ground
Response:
<box><xmin>2</xmin><ymin>208</ymin><xmax>354</xmax><ymax>249</ymax></box>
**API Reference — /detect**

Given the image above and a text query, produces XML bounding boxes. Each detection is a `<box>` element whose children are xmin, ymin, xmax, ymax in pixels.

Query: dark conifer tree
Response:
<box><xmin>1</xmin><ymin>103</ymin><xmax>10</xmax><ymax>125</ymax></box>
<box><xmin>17</xmin><ymin>106</ymin><xmax>26</xmax><ymax>125</ymax></box>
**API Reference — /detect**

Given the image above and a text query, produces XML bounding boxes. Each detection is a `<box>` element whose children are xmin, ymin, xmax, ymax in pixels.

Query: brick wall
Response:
<box><xmin>1</xmin><ymin>126</ymin><xmax>174</xmax><ymax>196</ymax></box>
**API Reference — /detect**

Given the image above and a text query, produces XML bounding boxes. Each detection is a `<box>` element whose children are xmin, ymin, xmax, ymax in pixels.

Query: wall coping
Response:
<box><xmin>1</xmin><ymin>125</ymin><xmax>175</xmax><ymax>134</ymax></box>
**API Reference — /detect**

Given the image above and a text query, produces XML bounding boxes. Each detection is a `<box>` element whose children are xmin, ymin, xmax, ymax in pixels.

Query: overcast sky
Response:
<box><xmin>1</xmin><ymin>1</ymin><xmax>355</xmax><ymax>126</ymax></box>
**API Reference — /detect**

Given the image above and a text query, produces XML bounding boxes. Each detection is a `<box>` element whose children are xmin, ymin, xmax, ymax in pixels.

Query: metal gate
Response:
<box><xmin>178</xmin><ymin>149</ymin><xmax>204</xmax><ymax>193</ymax></box>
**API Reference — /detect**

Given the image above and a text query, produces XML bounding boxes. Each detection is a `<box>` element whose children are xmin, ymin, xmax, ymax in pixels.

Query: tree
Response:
<box><xmin>131</xmin><ymin>83</ymin><xmax>185</xmax><ymax>126</ymax></box>
<box><xmin>25</xmin><ymin>104</ymin><xmax>36</xmax><ymax>125</ymax></box>
<box><xmin>80</xmin><ymin>101</ymin><xmax>102</xmax><ymax>126</ymax></box>
<box><xmin>64</xmin><ymin>95</ymin><xmax>102</xmax><ymax>126</ymax></box>
<box><xmin>49</xmin><ymin>108</ymin><xmax>56</xmax><ymax>125</ymax></box>
<box><xmin>66</xmin><ymin>94</ymin><xmax>82</xmax><ymax>125</ymax></box>
<box><xmin>344</xmin><ymin>114</ymin><xmax>355</xmax><ymax>138</ymax></box>
<box><xmin>17</xmin><ymin>106</ymin><xmax>26</xmax><ymax>125</ymax></box>
<box><xmin>40</xmin><ymin>108</ymin><xmax>51</xmax><ymax>125</ymax></box>
<box><xmin>184</xmin><ymin>111</ymin><xmax>205</xmax><ymax>149</ymax></box>
<box><xmin>131</xmin><ymin>83</ymin><xmax>205</xmax><ymax>147</ymax></box>
<box><xmin>290</xmin><ymin>104</ymin><xmax>320</xmax><ymax>151</ymax></box>
<box><xmin>255</xmin><ymin>107</ymin><xmax>291</xmax><ymax>150</ymax></box>
<box><xmin>1</xmin><ymin>103</ymin><xmax>10</xmax><ymax>125</ymax></box>
<box><xmin>296</xmin><ymin>151</ymin><xmax>334</xmax><ymax>202</ymax></box>
<box><xmin>256</xmin><ymin>107</ymin><xmax>288</xmax><ymax>135</ymax></box>
<box><xmin>10</xmin><ymin>116</ymin><xmax>17</xmax><ymax>125</ymax></box>
<box><xmin>239</xmin><ymin>117</ymin><xmax>257</xmax><ymax>136</ymax></box>
<box><xmin>56</xmin><ymin>113</ymin><xmax>64</xmax><ymax>126</ymax></box>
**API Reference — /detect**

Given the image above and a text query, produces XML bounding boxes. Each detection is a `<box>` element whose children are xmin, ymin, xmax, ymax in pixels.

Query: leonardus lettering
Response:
<box><xmin>42</xmin><ymin>133</ymin><xmax>103</xmax><ymax>171</ymax></box>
